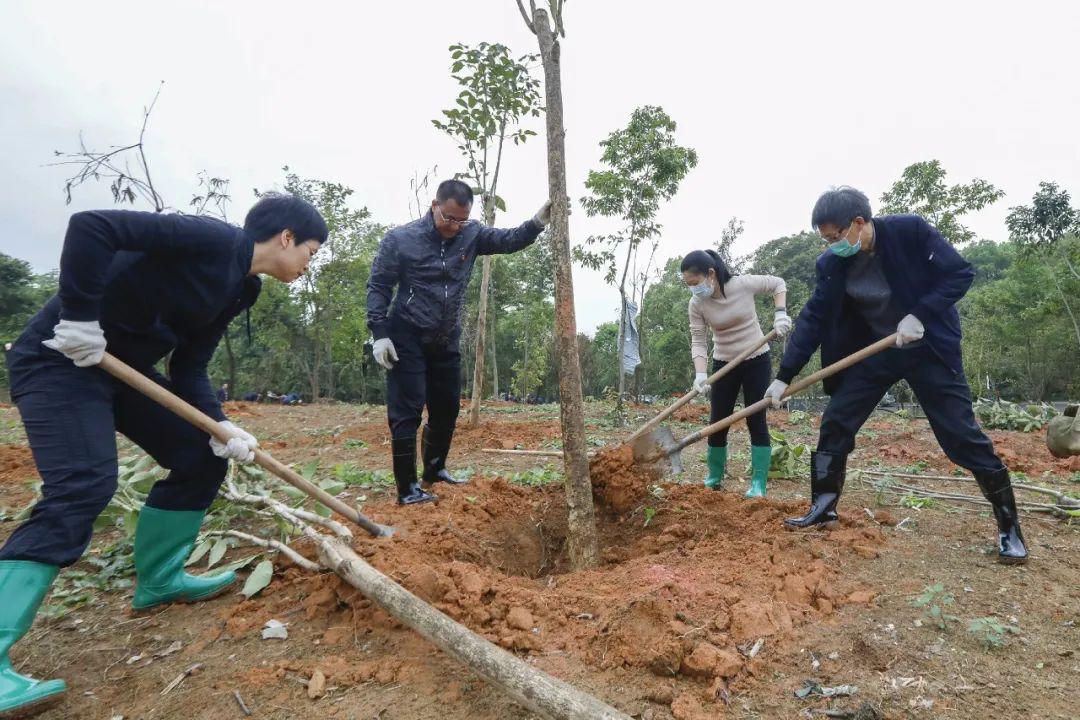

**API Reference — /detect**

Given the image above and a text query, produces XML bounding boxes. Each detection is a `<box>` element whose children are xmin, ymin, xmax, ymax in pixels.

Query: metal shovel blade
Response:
<box><xmin>630</xmin><ymin>425</ymin><xmax>684</xmax><ymax>475</ymax></box>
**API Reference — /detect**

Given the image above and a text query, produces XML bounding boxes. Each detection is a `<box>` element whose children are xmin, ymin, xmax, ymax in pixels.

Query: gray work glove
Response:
<box><xmin>765</xmin><ymin>379</ymin><xmax>788</xmax><ymax>409</ymax></box>
<box><xmin>533</xmin><ymin>200</ymin><xmax>553</xmax><ymax>228</ymax></box>
<box><xmin>772</xmin><ymin>310</ymin><xmax>793</xmax><ymax>337</ymax></box>
<box><xmin>42</xmin><ymin>319</ymin><xmax>107</xmax><ymax>367</ymax></box>
<box><xmin>209</xmin><ymin>420</ymin><xmax>258</xmax><ymax>463</ymax></box>
<box><xmin>896</xmin><ymin>314</ymin><xmax>925</xmax><ymax>347</ymax></box>
<box><xmin>373</xmin><ymin>337</ymin><xmax>398</xmax><ymax>370</ymax></box>
<box><xmin>693</xmin><ymin>372</ymin><xmax>710</xmax><ymax>395</ymax></box>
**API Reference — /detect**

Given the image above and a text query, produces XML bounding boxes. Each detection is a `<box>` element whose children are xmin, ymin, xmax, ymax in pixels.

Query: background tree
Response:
<box><xmin>433</xmin><ymin>41</ymin><xmax>543</xmax><ymax>425</ymax></box>
<box><xmin>577</xmin><ymin>105</ymin><xmax>697</xmax><ymax>417</ymax></box>
<box><xmin>517</xmin><ymin>0</ymin><xmax>599</xmax><ymax>570</ymax></box>
<box><xmin>1005</xmin><ymin>181</ymin><xmax>1080</xmax><ymax>350</ymax></box>
<box><xmin>879</xmin><ymin>159</ymin><xmax>1003</xmax><ymax>244</ymax></box>
<box><xmin>715</xmin><ymin>216</ymin><xmax>745</xmax><ymax>270</ymax></box>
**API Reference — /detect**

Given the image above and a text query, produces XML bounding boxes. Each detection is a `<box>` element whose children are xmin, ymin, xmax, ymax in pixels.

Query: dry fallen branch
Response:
<box><xmin>856</xmin><ymin>472</ymin><xmax>1079</xmax><ymax>518</ymax></box>
<box><xmin>204</xmin><ymin>529</ymin><xmax>320</xmax><ymax>572</ymax></box>
<box><xmin>859</xmin><ymin>468</ymin><xmax>1080</xmax><ymax>506</ymax></box>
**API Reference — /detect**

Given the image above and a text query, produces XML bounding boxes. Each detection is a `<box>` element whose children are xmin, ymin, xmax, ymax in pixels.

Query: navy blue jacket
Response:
<box><xmin>366</xmin><ymin>210</ymin><xmax>542</xmax><ymax>340</ymax></box>
<box><xmin>15</xmin><ymin>210</ymin><xmax>261</xmax><ymax>421</ymax></box>
<box><xmin>776</xmin><ymin>214</ymin><xmax>974</xmax><ymax>395</ymax></box>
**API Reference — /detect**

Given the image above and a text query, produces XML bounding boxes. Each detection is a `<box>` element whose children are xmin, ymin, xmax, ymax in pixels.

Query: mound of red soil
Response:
<box><xmin>0</xmin><ymin>444</ymin><xmax>38</xmax><ymax>508</ymax></box>
<box><xmin>589</xmin><ymin>444</ymin><xmax>659</xmax><ymax>513</ymax></box>
<box><xmin>221</xmin><ymin>476</ymin><xmax>884</xmax><ymax>714</ymax></box>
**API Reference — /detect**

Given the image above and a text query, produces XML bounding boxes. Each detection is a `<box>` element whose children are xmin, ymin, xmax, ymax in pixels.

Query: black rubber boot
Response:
<box><xmin>421</xmin><ymin>425</ymin><xmax>467</xmax><ymax>485</ymax></box>
<box><xmin>973</xmin><ymin>467</ymin><xmax>1029</xmax><ymax>564</ymax></box>
<box><xmin>784</xmin><ymin>451</ymin><xmax>846</xmax><ymax>529</ymax></box>
<box><xmin>393</xmin><ymin>437</ymin><xmax>436</xmax><ymax>506</ymax></box>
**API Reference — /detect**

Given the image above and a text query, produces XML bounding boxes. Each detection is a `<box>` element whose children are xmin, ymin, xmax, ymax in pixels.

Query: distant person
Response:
<box><xmin>0</xmin><ymin>193</ymin><xmax>327</xmax><ymax>714</ymax></box>
<box><xmin>681</xmin><ymin>249</ymin><xmax>791</xmax><ymax>498</ymax></box>
<box><xmin>367</xmin><ymin>179</ymin><xmax>551</xmax><ymax>505</ymax></box>
<box><xmin>216</xmin><ymin>382</ymin><xmax>230</xmax><ymax>403</ymax></box>
<box><xmin>766</xmin><ymin>186</ymin><xmax>1027</xmax><ymax>564</ymax></box>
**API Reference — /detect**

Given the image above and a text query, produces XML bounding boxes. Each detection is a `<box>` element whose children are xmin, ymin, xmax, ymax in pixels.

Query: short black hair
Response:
<box><xmin>811</xmin><ymin>186</ymin><xmax>873</xmax><ymax>231</ymax></box>
<box><xmin>680</xmin><ymin>249</ymin><xmax>733</xmax><ymax>298</ymax></box>
<box><xmin>244</xmin><ymin>192</ymin><xmax>328</xmax><ymax>244</ymax></box>
<box><xmin>435</xmin><ymin>179</ymin><xmax>474</xmax><ymax>207</ymax></box>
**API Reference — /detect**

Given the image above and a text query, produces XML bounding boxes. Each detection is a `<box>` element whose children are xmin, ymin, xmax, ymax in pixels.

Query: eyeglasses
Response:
<box><xmin>435</xmin><ymin>205</ymin><xmax>470</xmax><ymax>226</ymax></box>
<box><xmin>821</xmin><ymin>224</ymin><xmax>852</xmax><ymax>243</ymax></box>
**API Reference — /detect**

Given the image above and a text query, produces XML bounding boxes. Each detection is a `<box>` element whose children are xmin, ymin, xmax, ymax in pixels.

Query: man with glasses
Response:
<box><xmin>764</xmin><ymin>186</ymin><xmax>1028</xmax><ymax>565</ymax></box>
<box><xmin>366</xmin><ymin>179</ymin><xmax>551</xmax><ymax>505</ymax></box>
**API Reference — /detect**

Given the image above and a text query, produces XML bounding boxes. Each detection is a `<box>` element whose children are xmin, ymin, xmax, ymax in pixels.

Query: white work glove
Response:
<box><xmin>764</xmin><ymin>379</ymin><xmax>788</xmax><ymax>409</ymax></box>
<box><xmin>533</xmin><ymin>200</ymin><xmax>553</xmax><ymax>228</ymax></box>
<box><xmin>372</xmin><ymin>338</ymin><xmax>398</xmax><ymax>370</ymax></box>
<box><xmin>209</xmin><ymin>420</ymin><xmax>258</xmax><ymax>463</ymax></box>
<box><xmin>693</xmin><ymin>372</ymin><xmax>710</xmax><ymax>395</ymax></box>
<box><xmin>772</xmin><ymin>310</ymin><xmax>793</xmax><ymax>337</ymax></box>
<box><xmin>896</xmin><ymin>313</ymin><xmax>925</xmax><ymax>347</ymax></box>
<box><xmin>41</xmin><ymin>319</ymin><xmax>107</xmax><ymax>367</ymax></box>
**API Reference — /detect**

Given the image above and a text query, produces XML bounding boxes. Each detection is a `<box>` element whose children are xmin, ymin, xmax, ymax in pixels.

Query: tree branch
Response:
<box><xmin>205</xmin><ymin>529</ymin><xmax>321</xmax><ymax>572</ymax></box>
<box><xmin>515</xmin><ymin>0</ymin><xmax>535</xmax><ymax>33</ymax></box>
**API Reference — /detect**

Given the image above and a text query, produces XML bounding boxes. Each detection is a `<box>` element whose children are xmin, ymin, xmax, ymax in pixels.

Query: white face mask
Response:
<box><xmin>689</xmin><ymin>279</ymin><xmax>714</xmax><ymax>298</ymax></box>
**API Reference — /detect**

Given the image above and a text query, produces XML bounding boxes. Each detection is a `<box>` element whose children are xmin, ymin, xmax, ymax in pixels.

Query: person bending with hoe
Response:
<box><xmin>765</xmin><ymin>186</ymin><xmax>1027</xmax><ymax>564</ymax></box>
<box><xmin>366</xmin><ymin>180</ymin><xmax>550</xmax><ymax>506</ymax></box>
<box><xmin>681</xmin><ymin>249</ymin><xmax>791</xmax><ymax>497</ymax></box>
<box><xmin>0</xmin><ymin>194</ymin><xmax>327</xmax><ymax>716</ymax></box>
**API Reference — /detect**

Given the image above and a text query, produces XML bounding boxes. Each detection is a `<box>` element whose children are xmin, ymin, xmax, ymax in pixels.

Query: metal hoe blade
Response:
<box><xmin>630</xmin><ymin>425</ymin><xmax>683</xmax><ymax>475</ymax></box>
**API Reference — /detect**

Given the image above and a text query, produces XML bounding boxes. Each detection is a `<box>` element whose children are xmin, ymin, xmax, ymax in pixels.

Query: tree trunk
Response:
<box><xmin>528</xmin><ymin>6</ymin><xmax>599</xmax><ymax>569</ymax></box>
<box><xmin>468</xmin><ymin>201</ymin><xmax>497</xmax><ymax>425</ymax></box>
<box><xmin>1051</xmin><ymin>269</ymin><xmax>1080</xmax><ymax>351</ymax></box>
<box><xmin>490</xmin><ymin>300</ymin><xmax>499</xmax><ymax>399</ymax></box>
<box><xmin>314</xmin><ymin>537</ymin><xmax>630</xmax><ymax>719</ymax></box>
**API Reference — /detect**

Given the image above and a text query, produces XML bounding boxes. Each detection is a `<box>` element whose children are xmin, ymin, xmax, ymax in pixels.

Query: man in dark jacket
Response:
<box><xmin>764</xmin><ymin>186</ymin><xmax>1027</xmax><ymax>564</ymax></box>
<box><xmin>366</xmin><ymin>179</ymin><xmax>550</xmax><ymax>505</ymax></box>
<box><xmin>0</xmin><ymin>193</ymin><xmax>327</xmax><ymax>715</ymax></box>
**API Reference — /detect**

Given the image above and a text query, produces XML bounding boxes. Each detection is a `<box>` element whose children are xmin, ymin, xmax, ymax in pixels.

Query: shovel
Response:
<box><xmin>623</xmin><ymin>330</ymin><xmax>779</xmax><ymax>451</ymax></box>
<box><xmin>98</xmin><ymin>352</ymin><xmax>395</xmax><ymax>538</ymax></box>
<box><xmin>632</xmin><ymin>334</ymin><xmax>899</xmax><ymax>474</ymax></box>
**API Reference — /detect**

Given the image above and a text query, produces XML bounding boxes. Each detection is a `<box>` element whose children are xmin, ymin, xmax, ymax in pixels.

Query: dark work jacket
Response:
<box><xmin>366</xmin><ymin>211</ymin><xmax>542</xmax><ymax>341</ymax></box>
<box><xmin>776</xmin><ymin>214</ymin><xmax>974</xmax><ymax>395</ymax></box>
<box><xmin>12</xmin><ymin>210</ymin><xmax>261</xmax><ymax>421</ymax></box>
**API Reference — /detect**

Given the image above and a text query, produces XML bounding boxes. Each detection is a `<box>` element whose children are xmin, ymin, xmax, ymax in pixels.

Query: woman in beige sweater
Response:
<box><xmin>682</xmin><ymin>249</ymin><xmax>791</xmax><ymax>497</ymax></box>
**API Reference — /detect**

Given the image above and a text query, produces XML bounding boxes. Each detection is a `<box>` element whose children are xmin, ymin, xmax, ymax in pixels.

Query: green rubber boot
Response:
<box><xmin>746</xmin><ymin>445</ymin><xmax>772</xmax><ymax>498</ymax></box>
<box><xmin>132</xmin><ymin>507</ymin><xmax>237</xmax><ymax>611</ymax></box>
<box><xmin>704</xmin><ymin>446</ymin><xmax>727</xmax><ymax>490</ymax></box>
<box><xmin>0</xmin><ymin>560</ymin><xmax>67</xmax><ymax>717</ymax></box>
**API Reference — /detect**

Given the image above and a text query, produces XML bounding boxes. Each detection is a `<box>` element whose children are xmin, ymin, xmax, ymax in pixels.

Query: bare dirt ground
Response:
<box><xmin>0</xmin><ymin>399</ymin><xmax>1077</xmax><ymax>720</ymax></box>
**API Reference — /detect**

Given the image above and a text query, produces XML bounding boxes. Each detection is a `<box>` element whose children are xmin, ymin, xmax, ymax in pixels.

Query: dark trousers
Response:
<box><xmin>818</xmin><ymin>345</ymin><xmax>1003</xmax><ymax>473</ymax></box>
<box><xmin>708</xmin><ymin>351</ymin><xmax>772</xmax><ymax>448</ymax></box>
<box><xmin>385</xmin><ymin>318</ymin><xmax>461</xmax><ymax>446</ymax></box>
<box><xmin>1</xmin><ymin>349</ymin><xmax>227</xmax><ymax>567</ymax></box>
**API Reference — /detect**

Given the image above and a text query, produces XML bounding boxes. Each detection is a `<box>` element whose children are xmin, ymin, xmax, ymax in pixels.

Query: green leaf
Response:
<box><xmin>494</xmin><ymin>195</ymin><xmax>507</xmax><ymax>212</ymax></box>
<box><xmin>208</xmin><ymin>538</ymin><xmax>229</xmax><ymax>568</ymax></box>
<box><xmin>206</xmin><ymin>554</ymin><xmax>259</xmax><ymax>577</ymax></box>
<box><xmin>186</xmin><ymin>539</ymin><xmax>212</xmax><ymax>567</ymax></box>
<box><xmin>241</xmin><ymin>559</ymin><xmax>274</xmax><ymax>598</ymax></box>
<box><xmin>314</xmin><ymin>503</ymin><xmax>332</xmax><ymax>518</ymax></box>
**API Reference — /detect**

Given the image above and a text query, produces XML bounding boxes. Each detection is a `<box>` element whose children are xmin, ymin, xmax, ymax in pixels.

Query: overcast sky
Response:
<box><xmin>2</xmin><ymin>1</ymin><xmax>1078</xmax><ymax>333</ymax></box>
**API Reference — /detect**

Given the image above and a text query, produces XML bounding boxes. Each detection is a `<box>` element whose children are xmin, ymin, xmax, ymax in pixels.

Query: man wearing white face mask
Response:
<box><xmin>765</xmin><ymin>186</ymin><xmax>1027</xmax><ymax>565</ymax></box>
<box><xmin>682</xmin><ymin>249</ymin><xmax>790</xmax><ymax>498</ymax></box>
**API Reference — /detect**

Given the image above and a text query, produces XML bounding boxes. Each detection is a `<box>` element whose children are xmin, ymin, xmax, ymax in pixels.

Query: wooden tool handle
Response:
<box><xmin>624</xmin><ymin>330</ymin><xmax>778</xmax><ymax>446</ymax></box>
<box><xmin>673</xmin><ymin>334</ymin><xmax>898</xmax><ymax>453</ymax></box>
<box><xmin>98</xmin><ymin>353</ymin><xmax>392</xmax><ymax>538</ymax></box>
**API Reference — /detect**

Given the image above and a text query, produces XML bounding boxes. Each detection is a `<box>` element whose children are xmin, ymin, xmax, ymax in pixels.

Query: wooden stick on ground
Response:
<box><xmin>311</xmin><ymin>532</ymin><xmax>631</xmax><ymax>720</ymax></box>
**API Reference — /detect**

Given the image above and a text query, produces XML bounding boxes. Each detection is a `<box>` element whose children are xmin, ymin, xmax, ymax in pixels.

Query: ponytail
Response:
<box><xmin>680</xmin><ymin>249</ymin><xmax>733</xmax><ymax>297</ymax></box>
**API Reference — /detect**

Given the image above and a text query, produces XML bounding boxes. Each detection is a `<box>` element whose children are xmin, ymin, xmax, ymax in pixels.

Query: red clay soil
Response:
<box><xmin>219</xmin><ymin>478</ymin><xmax>884</xmax><ymax>718</ymax></box>
<box><xmin>589</xmin><ymin>444</ymin><xmax>661</xmax><ymax>514</ymax></box>
<box><xmin>0</xmin><ymin>444</ymin><xmax>38</xmax><ymax>509</ymax></box>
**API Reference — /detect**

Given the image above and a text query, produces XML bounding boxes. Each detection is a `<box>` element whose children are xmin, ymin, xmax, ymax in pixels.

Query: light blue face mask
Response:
<box><xmin>689</xmin><ymin>280</ymin><xmax>714</xmax><ymax>298</ymax></box>
<box><xmin>828</xmin><ymin>225</ymin><xmax>860</xmax><ymax>257</ymax></box>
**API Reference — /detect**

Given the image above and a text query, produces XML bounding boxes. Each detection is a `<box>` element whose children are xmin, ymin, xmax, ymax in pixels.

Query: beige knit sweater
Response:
<box><xmin>688</xmin><ymin>274</ymin><xmax>787</xmax><ymax>362</ymax></box>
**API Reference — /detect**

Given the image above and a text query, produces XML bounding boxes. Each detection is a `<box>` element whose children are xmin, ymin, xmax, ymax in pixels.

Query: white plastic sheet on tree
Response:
<box><xmin>622</xmin><ymin>298</ymin><xmax>641</xmax><ymax>377</ymax></box>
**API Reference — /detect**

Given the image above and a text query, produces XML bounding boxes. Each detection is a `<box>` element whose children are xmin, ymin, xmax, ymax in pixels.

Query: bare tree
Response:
<box><xmin>51</xmin><ymin>82</ymin><xmax>167</xmax><ymax>212</ymax></box>
<box><xmin>517</xmin><ymin>0</ymin><xmax>599</xmax><ymax>570</ymax></box>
